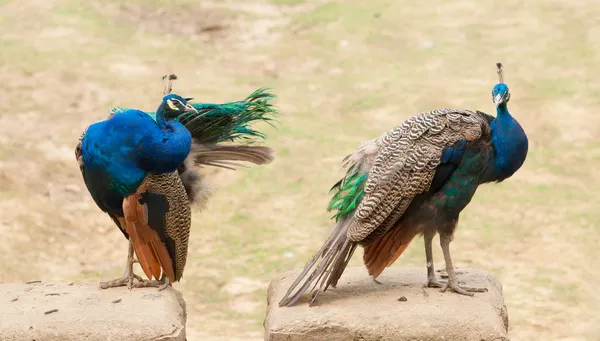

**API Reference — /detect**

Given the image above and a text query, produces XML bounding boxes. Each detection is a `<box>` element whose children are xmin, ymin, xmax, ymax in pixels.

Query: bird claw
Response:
<box><xmin>422</xmin><ymin>274</ymin><xmax>486</xmax><ymax>296</ymax></box>
<box><xmin>99</xmin><ymin>272</ymin><xmax>144</xmax><ymax>290</ymax></box>
<box><xmin>440</xmin><ymin>281</ymin><xmax>487</xmax><ymax>296</ymax></box>
<box><xmin>423</xmin><ymin>277</ymin><xmax>447</xmax><ymax>289</ymax></box>
<box><xmin>127</xmin><ymin>276</ymin><xmax>171</xmax><ymax>291</ymax></box>
<box><xmin>158</xmin><ymin>276</ymin><xmax>171</xmax><ymax>291</ymax></box>
<box><xmin>101</xmin><ymin>243</ymin><xmax>146</xmax><ymax>290</ymax></box>
<box><xmin>126</xmin><ymin>274</ymin><xmax>146</xmax><ymax>290</ymax></box>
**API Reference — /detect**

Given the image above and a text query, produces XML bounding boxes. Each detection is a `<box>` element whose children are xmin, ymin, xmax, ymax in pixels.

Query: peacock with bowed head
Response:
<box><xmin>76</xmin><ymin>75</ymin><xmax>278</xmax><ymax>290</ymax></box>
<box><xmin>279</xmin><ymin>63</ymin><xmax>528</xmax><ymax>306</ymax></box>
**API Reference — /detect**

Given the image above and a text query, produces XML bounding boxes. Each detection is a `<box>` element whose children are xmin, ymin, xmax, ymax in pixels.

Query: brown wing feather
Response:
<box><xmin>122</xmin><ymin>171</ymin><xmax>190</xmax><ymax>283</ymax></box>
<box><xmin>138</xmin><ymin>172</ymin><xmax>191</xmax><ymax>282</ymax></box>
<box><xmin>363</xmin><ymin>221</ymin><xmax>420</xmax><ymax>278</ymax></box>
<box><xmin>150</xmin><ymin>239</ymin><xmax>176</xmax><ymax>281</ymax></box>
<box><xmin>123</xmin><ymin>195</ymin><xmax>161</xmax><ymax>280</ymax></box>
<box><xmin>123</xmin><ymin>193</ymin><xmax>175</xmax><ymax>281</ymax></box>
<box><xmin>348</xmin><ymin>109</ymin><xmax>489</xmax><ymax>244</ymax></box>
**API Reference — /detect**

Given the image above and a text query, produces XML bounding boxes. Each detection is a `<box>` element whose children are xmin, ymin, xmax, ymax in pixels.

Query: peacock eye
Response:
<box><xmin>166</xmin><ymin>99</ymin><xmax>179</xmax><ymax>111</ymax></box>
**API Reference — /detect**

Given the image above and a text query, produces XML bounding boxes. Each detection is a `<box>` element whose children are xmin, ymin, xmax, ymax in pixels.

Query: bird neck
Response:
<box><xmin>155</xmin><ymin>113</ymin><xmax>168</xmax><ymax>129</ymax></box>
<box><xmin>139</xmin><ymin>112</ymin><xmax>191</xmax><ymax>174</ymax></box>
<box><xmin>486</xmin><ymin>103</ymin><xmax>529</xmax><ymax>182</ymax></box>
<box><xmin>495</xmin><ymin>103</ymin><xmax>510</xmax><ymax>118</ymax></box>
<box><xmin>154</xmin><ymin>105</ymin><xmax>170</xmax><ymax>129</ymax></box>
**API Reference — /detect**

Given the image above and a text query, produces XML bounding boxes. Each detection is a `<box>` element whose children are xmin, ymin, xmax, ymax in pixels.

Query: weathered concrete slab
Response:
<box><xmin>0</xmin><ymin>281</ymin><xmax>186</xmax><ymax>341</ymax></box>
<box><xmin>265</xmin><ymin>267</ymin><xmax>509</xmax><ymax>341</ymax></box>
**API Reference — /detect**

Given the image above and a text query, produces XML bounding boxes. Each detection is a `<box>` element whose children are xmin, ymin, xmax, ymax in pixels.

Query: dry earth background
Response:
<box><xmin>0</xmin><ymin>0</ymin><xmax>599</xmax><ymax>340</ymax></box>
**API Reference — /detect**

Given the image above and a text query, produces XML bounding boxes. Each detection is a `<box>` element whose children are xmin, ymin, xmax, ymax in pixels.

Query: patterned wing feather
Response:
<box><xmin>348</xmin><ymin>109</ymin><xmax>490</xmax><ymax>243</ymax></box>
<box><xmin>124</xmin><ymin>171</ymin><xmax>191</xmax><ymax>282</ymax></box>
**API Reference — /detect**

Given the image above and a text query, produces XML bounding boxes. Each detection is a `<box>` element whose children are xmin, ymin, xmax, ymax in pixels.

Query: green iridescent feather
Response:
<box><xmin>109</xmin><ymin>88</ymin><xmax>278</xmax><ymax>145</ymax></box>
<box><xmin>327</xmin><ymin>171</ymin><xmax>368</xmax><ymax>222</ymax></box>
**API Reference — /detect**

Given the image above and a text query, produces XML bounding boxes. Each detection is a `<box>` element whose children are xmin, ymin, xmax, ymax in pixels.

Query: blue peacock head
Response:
<box><xmin>492</xmin><ymin>63</ymin><xmax>510</xmax><ymax>107</ymax></box>
<box><xmin>159</xmin><ymin>74</ymin><xmax>198</xmax><ymax>118</ymax></box>
<box><xmin>160</xmin><ymin>93</ymin><xmax>198</xmax><ymax>118</ymax></box>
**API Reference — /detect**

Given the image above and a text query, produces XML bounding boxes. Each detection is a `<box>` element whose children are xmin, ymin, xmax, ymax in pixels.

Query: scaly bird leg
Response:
<box><xmin>439</xmin><ymin>233</ymin><xmax>487</xmax><ymax>296</ymax></box>
<box><xmin>422</xmin><ymin>230</ymin><xmax>446</xmax><ymax>289</ymax></box>
<box><xmin>99</xmin><ymin>240</ymin><xmax>145</xmax><ymax>290</ymax></box>
<box><xmin>131</xmin><ymin>273</ymin><xmax>171</xmax><ymax>291</ymax></box>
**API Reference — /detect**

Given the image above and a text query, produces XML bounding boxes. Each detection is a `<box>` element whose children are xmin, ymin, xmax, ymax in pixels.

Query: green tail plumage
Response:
<box><xmin>327</xmin><ymin>171</ymin><xmax>368</xmax><ymax>222</ymax></box>
<box><xmin>179</xmin><ymin>88</ymin><xmax>277</xmax><ymax>144</ymax></box>
<box><xmin>109</xmin><ymin>88</ymin><xmax>278</xmax><ymax>144</ymax></box>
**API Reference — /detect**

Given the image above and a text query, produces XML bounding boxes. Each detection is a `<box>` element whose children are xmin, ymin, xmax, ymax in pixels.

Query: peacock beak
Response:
<box><xmin>184</xmin><ymin>104</ymin><xmax>198</xmax><ymax>113</ymax></box>
<box><xmin>493</xmin><ymin>94</ymin><xmax>503</xmax><ymax>107</ymax></box>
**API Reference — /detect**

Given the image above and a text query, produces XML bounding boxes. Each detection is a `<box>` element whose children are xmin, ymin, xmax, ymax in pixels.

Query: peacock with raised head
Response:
<box><xmin>279</xmin><ymin>63</ymin><xmax>528</xmax><ymax>306</ymax></box>
<box><xmin>76</xmin><ymin>75</ymin><xmax>278</xmax><ymax>290</ymax></box>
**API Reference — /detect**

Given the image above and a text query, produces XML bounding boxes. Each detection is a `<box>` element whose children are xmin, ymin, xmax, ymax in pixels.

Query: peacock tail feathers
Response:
<box><xmin>108</xmin><ymin>88</ymin><xmax>278</xmax><ymax>144</ymax></box>
<box><xmin>326</xmin><ymin>138</ymin><xmax>380</xmax><ymax>223</ymax></box>
<box><xmin>179</xmin><ymin>88</ymin><xmax>278</xmax><ymax>144</ymax></box>
<box><xmin>327</xmin><ymin>171</ymin><xmax>368</xmax><ymax>222</ymax></box>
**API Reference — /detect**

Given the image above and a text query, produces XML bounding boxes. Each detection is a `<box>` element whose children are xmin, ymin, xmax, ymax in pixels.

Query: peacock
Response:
<box><xmin>279</xmin><ymin>63</ymin><xmax>528</xmax><ymax>307</ymax></box>
<box><xmin>76</xmin><ymin>76</ymin><xmax>278</xmax><ymax>290</ymax></box>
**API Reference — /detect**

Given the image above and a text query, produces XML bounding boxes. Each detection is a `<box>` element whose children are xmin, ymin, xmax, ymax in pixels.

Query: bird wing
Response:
<box><xmin>123</xmin><ymin>171</ymin><xmax>191</xmax><ymax>282</ymax></box>
<box><xmin>348</xmin><ymin>108</ymin><xmax>490</xmax><ymax>243</ymax></box>
<box><xmin>76</xmin><ymin>112</ymin><xmax>154</xmax><ymax>238</ymax></box>
<box><xmin>76</xmin><ymin>129</ymin><xmax>128</xmax><ymax>237</ymax></box>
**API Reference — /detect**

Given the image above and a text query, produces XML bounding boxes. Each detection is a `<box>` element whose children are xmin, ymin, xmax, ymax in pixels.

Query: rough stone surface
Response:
<box><xmin>265</xmin><ymin>267</ymin><xmax>509</xmax><ymax>341</ymax></box>
<box><xmin>0</xmin><ymin>281</ymin><xmax>186</xmax><ymax>341</ymax></box>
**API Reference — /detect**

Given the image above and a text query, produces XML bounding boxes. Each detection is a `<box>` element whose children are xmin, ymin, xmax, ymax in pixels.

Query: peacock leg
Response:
<box><xmin>99</xmin><ymin>240</ymin><xmax>145</xmax><ymax>289</ymax></box>
<box><xmin>130</xmin><ymin>274</ymin><xmax>171</xmax><ymax>291</ymax></box>
<box><xmin>158</xmin><ymin>275</ymin><xmax>171</xmax><ymax>291</ymax></box>
<box><xmin>422</xmin><ymin>229</ymin><xmax>446</xmax><ymax>289</ymax></box>
<box><xmin>439</xmin><ymin>233</ymin><xmax>487</xmax><ymax>296</ymax></box>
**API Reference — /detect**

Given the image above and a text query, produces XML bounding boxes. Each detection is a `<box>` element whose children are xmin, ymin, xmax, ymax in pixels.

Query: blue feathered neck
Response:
<box><xmin>486</xmin><ymin>99</ymin><xmax>529</xmax><ymax>182</ymax></box>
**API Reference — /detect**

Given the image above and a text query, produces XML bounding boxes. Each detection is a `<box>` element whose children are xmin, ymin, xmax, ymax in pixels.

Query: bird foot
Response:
<box><xmin>373</xmin><ymin>277</ymin><xmax>384</xmax><ymax>285</ymax></box>
<box><xmin>130</xmin><ymin>276</ymin><xmax>171</xmax><ymax>291</ymax></box>
<box><xmin>441</xmin><ymin>281</ymin><xmax>487</xmax><ymax>296</ymax></box>
<box><xmin>99</xmin><ymin>272</ymin><xmax>145</xmax><ymax>290</ymax></box>
<box><xmin>422</xmin><ymin>277</ymin><xmax>447</xmax><ymax>289</ymax></box>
